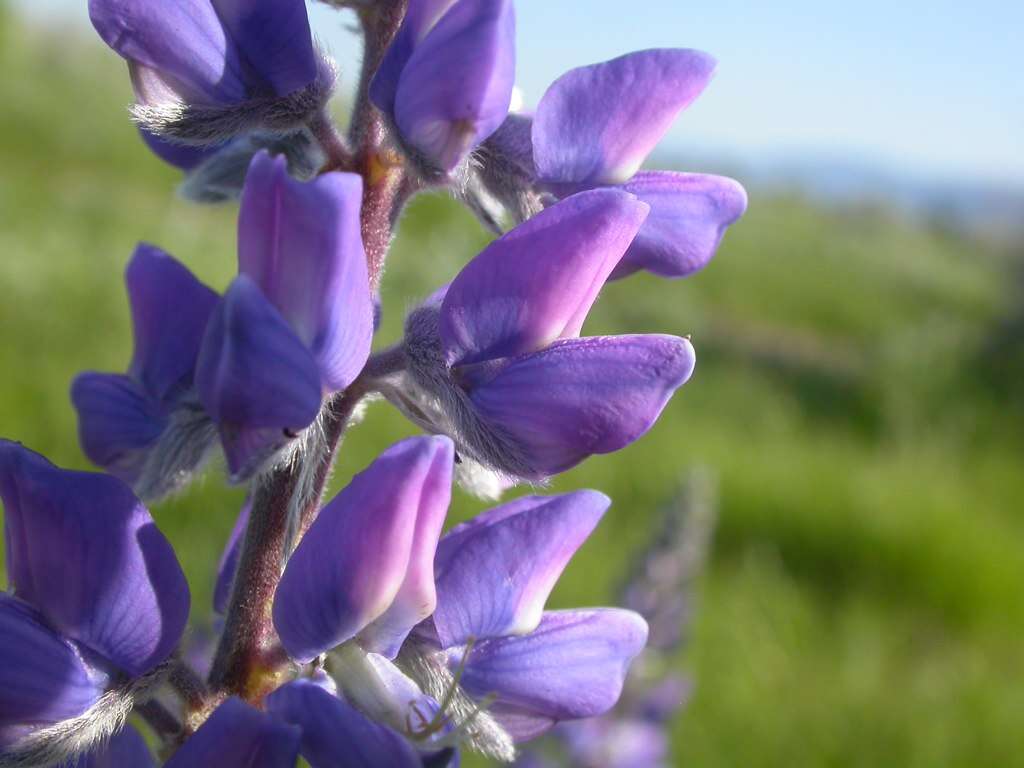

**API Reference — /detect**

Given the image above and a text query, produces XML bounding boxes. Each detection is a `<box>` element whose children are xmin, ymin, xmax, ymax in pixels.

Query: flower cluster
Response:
<box><xmin>1</xmin><ymin>0</ymin><xmax>744</xmax><ymax>766</ymax></box>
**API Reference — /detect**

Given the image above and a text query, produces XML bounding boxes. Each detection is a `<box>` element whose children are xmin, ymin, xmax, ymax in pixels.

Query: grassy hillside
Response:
<box><xmin>2</xmin><ymin>11</ymin><xmax>1023</xmax><ymax>766</ymax></box>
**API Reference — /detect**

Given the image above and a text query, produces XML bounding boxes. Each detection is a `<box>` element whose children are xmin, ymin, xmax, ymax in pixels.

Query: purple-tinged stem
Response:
<box><xmin>310</xmin><ymin>109</ymin><xmax>354</xmax><ymax>173</ymax></box>
<box><xmin>349</xmin><ymin>0</ymin><xmax>407</xmax><ymax>151</ymax></box>
<box><xmin>136</xmin><ymin>699</ymin><xmax>183</xmax><ymax>743</ymax></box>
<box><xmin>206</xmin><ymin>462</ymin><xmax>300</xmax><ymax>701</ymax></box>
<box><xmin>205</xmin><ymin>381</ymin><xmax>371</xmax><ymax>702</ymax></box>
<box><xmin>167</xmin><ymin>658</ymin><xmax>209</xmax><ymax>711</ymax></box>
<box><xmin>362</xmin><ymin>343</ymin><xmax>407</xmax><ymax>381</ymax></box>
<box><xmin>291</xmin><ymin>381</ymin><xmax>371</xmax><ymax>544</ymax></box>
<box><xmin>348</xmin><ymin>0</ymin><xmax>410</xmax><ymax>289</ymax></box>
<box><xmin>204</xmin><ymin>0</ymin><xmax>413</xmax><ymax>710</ymax></box>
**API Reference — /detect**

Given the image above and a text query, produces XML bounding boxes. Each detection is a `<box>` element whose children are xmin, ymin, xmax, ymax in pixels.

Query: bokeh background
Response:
<box><xmin>2</xmin><ymin>1</ymin><xmax>1023</xmax><ymax>765</ymax></box>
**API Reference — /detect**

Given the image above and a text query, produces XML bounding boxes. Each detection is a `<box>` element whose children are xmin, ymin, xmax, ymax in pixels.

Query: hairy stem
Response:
<box><xmin>362</xmin><ymin>343</ymin><xmax>407</xmax><ymax>381</ymax></box>
<box><xmin>136</xmin><ymin>700</ymin><xmax>183</xmax><ymax>744</ymax></box>
<box><xmin>349</xmin><ymin>0</ymin><xmax>410</xmax><ymax>288</ymax></box>
<box><xmin>206</xmin><ymin>463</ymin><xmax>299</xmax><ymax>700</ymax></box>
<box><xmin>204</xmin><ymin>0</ymin><xmax>412</xmax><ymax>709</ymax></box>
<box><xmin>205</xmin><ymin>382</ymin><xmax>371</xmax><ymax>703</ymax></box>
<box><xmin>292</xmin><ymin>381</ymin><xmax>371</xmax><ymax>544</ymax></box>
<box><xmin>348</xmin><ymin>0</ymin><xmax>408</xmax><ymax>151</ymax></box>
<box><xmin>167</xmin><ymin>658</ymin><xmax>209</xmax><ymax>711</ymax></box>
<box><xmin>311</xmin><ymin>108</ymin><xmax>354</xmax><ymax>172</ymax></box>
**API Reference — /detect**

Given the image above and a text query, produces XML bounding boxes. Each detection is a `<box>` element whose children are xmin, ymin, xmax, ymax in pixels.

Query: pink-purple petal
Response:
<box><xmin>440</xmin><ymin>189</ymin><xmax>649</xmax><ymax>367</ymax></box>
<box><xmin>0</xmin><ymin>594</ymin><xmax>107</xmax><ymax>734</ymax></box>
<box><xmin>432</xmin><ymin>491</ymin><xmax>608</xmax><ymax>647</ymax></box>
<box><xmin>357</xmin><ymin>440</ymin><xmax>454</xmax><ymax>658</ymax></box>
<box><xmin>125</xmin><ymin>244</ymin><xmax>219</xmax><ymax>402</ymax></box>
<box><xmin>368</xmin><ymin>0</ymin><xmax>470</xmax><ymax>118</ymax></box>
<box><xmin>267</xmin><ymin>680</ymin><xmax>421</xmax><ymax>768</ymax></box>
<box><xmin>393</xmin><ymin>0</ymin><xmax>515</xmax><ymax>171</ymax></box>
<box><xmin>195</xmin><ymin>275</ymin><xmax>323</xmax><ymax>431</ymax></box>
<box><xmin>457</xmin><ymin>608</ymin><xmax>648</xmax><ymax>739</ymax></box>
<box><xmin>470</xmin><ymin>335</ymin><xmax>696</xmax><ymax>477</ymax></box>
<box><xmin>0</xmin><ymin>442</ymin><xmax>190</xmax><ymax>676</ymax></box>
<box><xmin>273</xmin><ymin>436</ymin><xmax>454</xmax><ymax>663</ymax></box>
<box><xmin>534</xmin><ymin>49</ymin><xmax>717</xmax><ymax>186</ymax></box>
<box><xmin>165</xmin><ymin>697</ymin><xmax>300</xmax><ymax>768</ymax></box>
<box><xmin>238</xmin><ymin>152</ymin><xmax>373</xmax><ymax>391</ymax></box>
<box><xmin>612</xmin><ymin>171</ymin><xmax>748</xmax><ymax>279</ymax></box>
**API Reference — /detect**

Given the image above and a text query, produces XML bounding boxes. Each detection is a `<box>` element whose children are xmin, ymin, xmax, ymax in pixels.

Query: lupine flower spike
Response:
<box><xmin>3</xmin><ymin>0</ymin><xmax>743</xmax><ymax>764</ymax></box>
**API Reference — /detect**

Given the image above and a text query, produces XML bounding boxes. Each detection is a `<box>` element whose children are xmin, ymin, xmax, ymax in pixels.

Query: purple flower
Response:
<box><xmin>272</xmin><ymin>435</ymin><xmax>454</xmax><ymax>663</ymax></box>
<box><xmin>370</xmin><ymin>0</ymin><xmax>516</xmax><ymax>173</ymax></box>
<box><xmin>402</xmin><ymin>189</ymin><xmax>696</xmax><ymax>480</ymax></box>
<box><xmin>265</xmin><ymin>436</ymin><xmax>457</xmax><ymax>762</ymax></box>
<box><xmin>404</xmin><ymin>492</ymin><xmax>648</xmax><ymax>747</ymax></box>
<box><xmin>195</xmin><ymin>151</ymin><xmax>373</xmax><ymax>477</ymax></box>
<box><xmin>71</xmin><ymin>243</ymin><xmax>220</xmax><ymax>500</ymax></box>
<box><xmin>165</xmin><ymin>697</ymin><xmax>300</xmax><ymax>768</ymax></box>
<box><xmin>484</xmin><ymin>49</ymin><xmax>747</xmax><ymax>279</ymax></box>
<box><xmin>0</xmin><ymin>441</ymin><xmax>189</xmax><ymax>752</ymax></box>
<box><xmin>74</xmin><ymin>153</ymin><xmax>372</xmax><ymax>488</ymax></box>
<box><xmin>267</xmin><ymin>678</ymin><xmax>423</xmax><ymax>768</ymax></box>
<box><xmin>88</xmin><ymin>0</ymin><xmax>331</xmax><ymax>143</ymax></box>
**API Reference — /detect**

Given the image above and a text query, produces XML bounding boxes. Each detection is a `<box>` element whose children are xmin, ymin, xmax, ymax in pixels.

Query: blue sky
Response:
<box><xmin>17</xmin><ymin>0</ymin><xmax>1024</xmax><ymax>185</ymax></box>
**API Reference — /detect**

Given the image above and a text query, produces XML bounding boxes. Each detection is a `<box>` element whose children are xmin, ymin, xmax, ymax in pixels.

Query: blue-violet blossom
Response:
<box><xmin>0</xmin><ymin>441</ymin><xmax>189</xmax><ymax>762</ymax></box>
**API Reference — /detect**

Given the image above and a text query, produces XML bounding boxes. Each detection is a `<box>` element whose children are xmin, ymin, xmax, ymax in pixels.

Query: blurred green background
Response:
<box><xmin>2</xmin><ymin>6</ymin><xmax>1024</xmax><ymax>766</ymax></box>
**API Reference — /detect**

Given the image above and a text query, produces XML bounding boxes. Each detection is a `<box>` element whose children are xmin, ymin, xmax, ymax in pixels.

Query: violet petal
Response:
<box><xmin>165</xmin><ymin>697</ymin><xmax>300</xmax><ymax>768</ymax></box>
<box><xmin>139</xmin><ymin>129</ymin><xmax>221</xmax><ymax>170</ymax></box>
<box><xmin>392</xmin><ymin>0</ymin><xmax>515</xmax><ymax>171</ymax></box>
<box><xmin>238</xmin><ymin>152</ymin><xmax>373</xmax><ymax>391</ymax></box>
<box><xmin>534</xmin><ymin>49</ymin><xmax>717</xmax><ymax>185</ymax></box>
<box><xmin>440</xmin><ymin>189</ymin><xmax>648</xmax><ymax>367</ymax></box>
<box><xmin>458</xmin><ymin>609</ymin><xmax>648</xmax><ymax>739</ymax></box>
<box><xmin>210</xmin><ymin>0</ymin><xmax>317</xmax><ymax>97</ymax></box>
<box><xmin>0</xmin><ymin>594</ymin><xmax>106</xmax><ymax>732</ymax></box>
<box><xmin>612</xmin><ymin>171</ymin><xmax>747</xmax><ymax>279</ymax></box>
<box><xmin>470</xmin><ymin>335</ymin><xmax>696</xmax><ymax>477</ymax></box>
<box><xmin>195</xmin><ymin>275</ymin><xmax>323</xmax><ymax>431</ymax></box>
<box><xmin>432</xmin><ymin>491</ymin><xmax>608</xmax><ymax>646</ymax></box>
<box><xmin>370</xmin><ymin>0</ymin><xmax>471</xmax><ymax>116</ymax></box>
<box><xmin>89</xmin><ymin>0</ymin><xmax>317</xmax><ymax>105</ymax></box>
<box><xmin>267</xmin><ymin>680</ymin><xmax>420</xmax><ymax>768</ymax></box>
<box><xmin>357</xmin><ymin>439</ymin><xmax>454</xmax><ymax>658</ymax></box>
<box><xmin>70</xmin><ymin>373</ymin><xmax>166</xmax><ymax>486</ymax></box>
<box><xmin>0</xmin><ymin>441</ymin><xmax>190</xmax><ymax>676</ymax></box>
<box><xmin>88</xmin><ymin>0</ymin><xmax>247</xmax><ymax>105</ymax></box>
<box><xmin>125</xmin><ymin>243</ymin><xmax>219</xmax><ymax>402</ymax></box>
<box><xmin>273</xmin><ymin>436</ymin><xmax>454</xmax><ymax>663</ymax></box>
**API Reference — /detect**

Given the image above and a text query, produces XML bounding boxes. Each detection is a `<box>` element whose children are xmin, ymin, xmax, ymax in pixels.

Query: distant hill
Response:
<box><xmin>668</xmin><ymin>148</ymin><xmax>1024</xmax><ymax>247</ymax></box>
